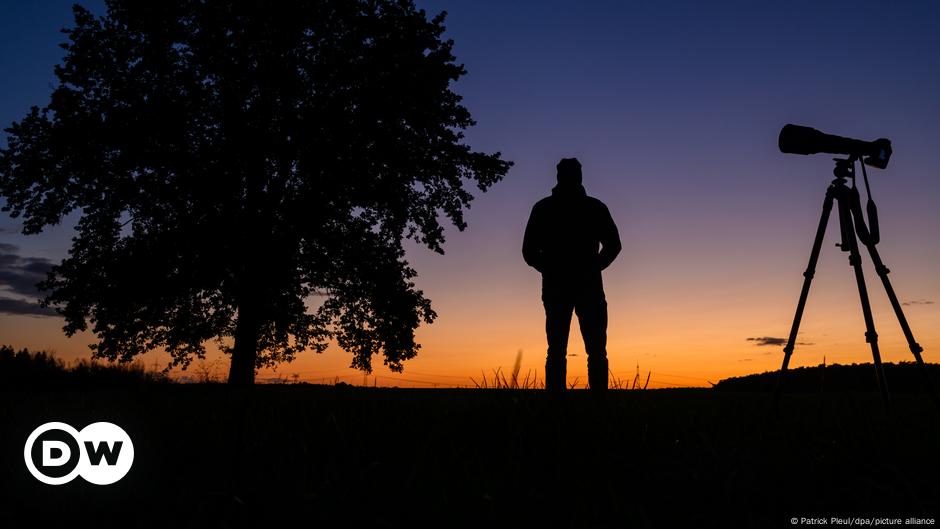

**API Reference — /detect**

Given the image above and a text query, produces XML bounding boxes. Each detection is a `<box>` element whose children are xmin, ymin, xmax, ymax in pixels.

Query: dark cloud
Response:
<box><xmin>902</xmin><ymin>299</ymin><xmax>934</xmax><ymax>306</ymax></box>
<box><xmin>746</xmin><ymin>336</ymin><xmax>814</xmax><ymax>347</ymax></box>
<box><xmin>0</xmin><ymin>243</ymin><xmax>55</xmax><ymax>297</ymax></box>
<box><xmin>0</xmin><ymin>297</ymin><xmax>58</xmax><ymax>317</ymax></box>
<box><xmin>0</xmin><ymin>244</ymin><xmax>59</xmax><ymax>317</ymax></box>
<box><xmin>747</xmin><ymin>336</ymin><xmax>787</xmax><ymax>347</ymax></box>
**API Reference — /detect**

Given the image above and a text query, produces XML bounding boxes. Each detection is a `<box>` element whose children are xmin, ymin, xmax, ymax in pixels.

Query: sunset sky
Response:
<box><xmin>2</xmin><ymin>0</ymin><xmax>939</xmax><ymax>388</ymax></box>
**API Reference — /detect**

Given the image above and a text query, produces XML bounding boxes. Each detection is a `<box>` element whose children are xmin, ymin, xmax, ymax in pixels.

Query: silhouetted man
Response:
<box><xmin>523</xmin><ymin>158</ymin><xmax>621</xmax><ymax>393</ymax></box>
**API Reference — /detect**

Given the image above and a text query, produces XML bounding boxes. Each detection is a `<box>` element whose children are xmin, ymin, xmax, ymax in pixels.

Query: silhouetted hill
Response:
<box><xmin>714</xmin><ymin>361</ymin><xmax>940</xmax><ymax>392</ymax></box>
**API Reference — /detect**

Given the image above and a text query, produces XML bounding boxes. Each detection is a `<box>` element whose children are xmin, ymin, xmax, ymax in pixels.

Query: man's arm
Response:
<box><xmin>522</xmin><ymin>204</ymin><xmax>545</xmax><ymax>273</ymax></box>
<box><xmin>597</xmin><ymin>203</ymin><xmax>621</xmax><ymax>270</ymax></box>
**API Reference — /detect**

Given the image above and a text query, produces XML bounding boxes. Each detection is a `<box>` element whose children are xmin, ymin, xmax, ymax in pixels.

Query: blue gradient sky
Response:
<box><xmin>2</xmin><ymin>1</ymin><xmax>939</xmax><ymax>387</ymax></box>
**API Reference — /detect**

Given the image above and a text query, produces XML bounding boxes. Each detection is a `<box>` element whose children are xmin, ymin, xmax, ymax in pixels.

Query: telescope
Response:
<box><xmin>772</xmin><ymin>123</ymin><xmax>939</xmax><ymax>413</ymax></box>
<box><xmin>778</xmin><ymin>124</ymin><xmax>892</xmax><ymax>169</ymax></box>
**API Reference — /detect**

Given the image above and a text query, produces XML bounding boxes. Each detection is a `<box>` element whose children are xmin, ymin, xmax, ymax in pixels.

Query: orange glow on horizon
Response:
<box><xmin>3</xmin><ymin>256</ymin><xmax>937</xmax><ymax>390</ymax></box>
<box><xmin>2</xmin><ymin>174</ymin><xmax>938</xmax><ymax>389</ymax></box>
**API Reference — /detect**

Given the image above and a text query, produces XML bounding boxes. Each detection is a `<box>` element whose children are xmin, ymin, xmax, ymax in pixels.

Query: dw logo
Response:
<box><xmin>23</xmin><ymin>422</ymin><xmax>134</xmax><ymax>485</ymax></box>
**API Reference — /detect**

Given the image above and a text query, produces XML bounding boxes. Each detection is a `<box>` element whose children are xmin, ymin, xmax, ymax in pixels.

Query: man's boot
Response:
<box><xmin>545</xmin><ymin>354</ymin><xmax>567</xmax><ymax>392</ymax></box>
<box><xmin>588</xmin><ymin>356</ymin><xmax>608</xmax><ymax>395</ymax></box>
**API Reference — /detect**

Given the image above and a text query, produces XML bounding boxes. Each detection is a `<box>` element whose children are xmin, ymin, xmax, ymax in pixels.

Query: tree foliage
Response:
<box><xmin>0</xmin><ymin>0</ymin><xmax>510</xmax><ymax>383</ymax></box>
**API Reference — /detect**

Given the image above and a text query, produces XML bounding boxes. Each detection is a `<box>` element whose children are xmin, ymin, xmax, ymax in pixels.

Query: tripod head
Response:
<box><xmin>832</xmin><ymin>156</ymin><xmax>857</xmax><ymax>181</ymax></box>
<box><xmin>827</xmin><ymin>155</ymin><xmax>881</xmax><ymax>249</ymax></box>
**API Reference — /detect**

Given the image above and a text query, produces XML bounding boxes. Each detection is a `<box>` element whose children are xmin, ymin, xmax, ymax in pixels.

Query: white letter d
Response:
<box><xmin>42</xmin><ymin>440</ymin><xmax>71</xmax><ymax>467</ymax></box>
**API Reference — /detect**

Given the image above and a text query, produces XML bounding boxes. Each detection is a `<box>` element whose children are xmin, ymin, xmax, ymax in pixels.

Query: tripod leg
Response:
<box><xmin>863</xmin><ymin>243</ymin><xmax>939</xmax><ymax>409</ymax></box>
<box><xmin>774</xmin><ymin>187</ymin><xmax>835</xmax><ymax>403</ymax></box>
<box><xmin>841</xmin><ymin>199</ymin><xmax>891</xmax><ymax>410</ymax></box>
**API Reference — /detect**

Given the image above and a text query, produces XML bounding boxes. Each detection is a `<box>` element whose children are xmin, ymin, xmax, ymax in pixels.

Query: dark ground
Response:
<box><xmin>1</xmin><ymin>385</ymin><xmax>938</xmax><ymax>528</ymax></box>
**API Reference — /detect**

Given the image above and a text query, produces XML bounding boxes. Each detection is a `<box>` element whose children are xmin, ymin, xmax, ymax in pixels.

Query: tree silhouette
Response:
<box><xmin>0</xmin><ymin>1</ymin><xmax>510</xmax><ymax>384</ymax></box>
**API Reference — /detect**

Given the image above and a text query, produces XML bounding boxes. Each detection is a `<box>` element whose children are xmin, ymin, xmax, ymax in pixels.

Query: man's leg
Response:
<box><xmin>576</xmin><ymin>290</ymin><xmax>609</xmax><ymax>393</ymax></box>
<box><xmin>544</xmin><ymin>299</ymin><xmax>574</xmax><ymax>392</ymax></box>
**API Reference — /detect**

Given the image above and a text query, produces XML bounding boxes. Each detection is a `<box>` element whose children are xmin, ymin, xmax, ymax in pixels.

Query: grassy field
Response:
<box><xmin>1</xmin><ymin>385</ymin><xmax>938</xmax><ymax>528</ymax></box>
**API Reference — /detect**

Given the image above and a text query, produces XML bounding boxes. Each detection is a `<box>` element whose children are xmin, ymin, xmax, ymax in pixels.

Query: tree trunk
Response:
<box><xmin>230</xmin><ymin>151</ymin><xmax>266</xmax><ymax>385</ymax></box>
<box><xmin>228</xmin><ymin>301</ymin><xmax>259</xmax><ymax>385</ymax></box>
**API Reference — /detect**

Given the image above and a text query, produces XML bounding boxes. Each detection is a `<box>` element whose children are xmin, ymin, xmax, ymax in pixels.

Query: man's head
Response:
<box><xmin>556</xmin><ymin>158</ymin><xmax>582</xmax><ymax>186</ymax></box>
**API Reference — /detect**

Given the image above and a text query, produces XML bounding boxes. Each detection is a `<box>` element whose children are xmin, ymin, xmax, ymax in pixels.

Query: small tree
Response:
<box><xmin>0</xmin><ymin>0</ymin><xmax>510</xmax><ymax>384</ymax></box>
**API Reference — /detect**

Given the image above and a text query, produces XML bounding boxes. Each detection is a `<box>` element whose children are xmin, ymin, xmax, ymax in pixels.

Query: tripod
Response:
<box><xmin>774</xmin><ymin>156</ymin><xmax>936</xmax><ymax>409</ymax></box>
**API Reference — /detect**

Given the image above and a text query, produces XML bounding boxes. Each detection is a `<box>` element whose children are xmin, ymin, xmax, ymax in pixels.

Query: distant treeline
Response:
<box><xmin>0</xmin><ymin>345</ymin><xmax>166</xmax><ymax>389</ymax></box>
<box><xmin>714</xmin><ymin>361</ymin><xmax>940</xmax><ymax>393</ymax></box>
<box><xmin>5</xmin><ymin>344</ymin><xmax>940</xmax><ymax>393</ymax></box>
